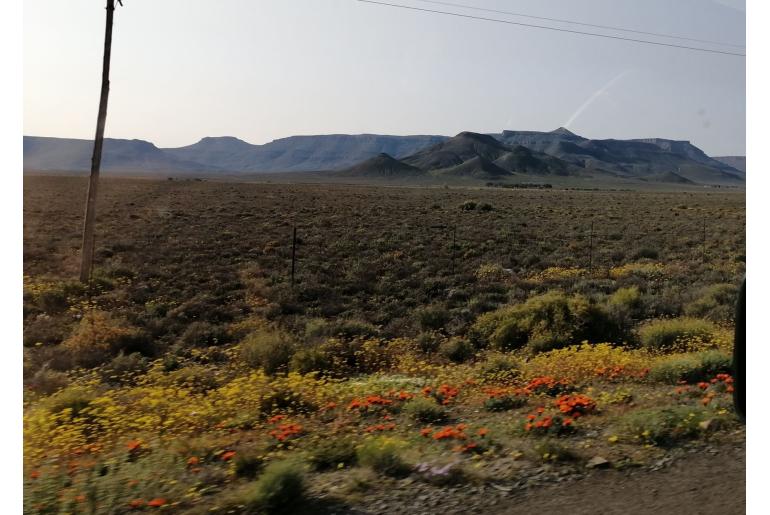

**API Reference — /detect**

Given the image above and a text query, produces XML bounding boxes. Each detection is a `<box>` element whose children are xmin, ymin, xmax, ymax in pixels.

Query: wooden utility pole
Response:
<box><xmin>588</xmin><ymin>221</ymin><xmax>594</xmax><ymax>271</ymax></box>
<box><xmin>290</xmin><ymin>226</ymin><xmax>297</xmax><ymax>288</ymax></box>
<box><xmin>80</xmin><ymin>0</ymin><xmax>119</xmax><ymax>283</ymax></box>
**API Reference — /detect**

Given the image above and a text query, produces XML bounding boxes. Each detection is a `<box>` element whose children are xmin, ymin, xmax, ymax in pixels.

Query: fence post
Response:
<box><xmin>451</xmin><ymin>226</ymin><xmax>457</xmax><ymax>275</ymax></box>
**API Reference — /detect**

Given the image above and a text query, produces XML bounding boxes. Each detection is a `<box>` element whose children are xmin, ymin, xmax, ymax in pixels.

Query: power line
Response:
<box><xmin>412</xmin><ymin>0</ymin><xmax>745</xmax><ymax>49</ymax></box>
<box><xmin>356</xmin><ymin>0</ymin><xmax>746</xmax><ymax>57</ymax></box>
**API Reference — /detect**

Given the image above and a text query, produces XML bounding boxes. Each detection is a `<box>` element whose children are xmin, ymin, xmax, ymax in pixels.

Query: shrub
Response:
<box><xmin>62</xmin><ymin>311</ymin><xmax>151</xmax><ymax>368</ymax></box>
<box><xmin>166</xmin><ymin>365</ymin><xmax>220</xmax><ymax>392</ymax></box>
<box><xmin>23</xmin><ymin>315</ymin><xmax>71</xmax><ymax>347</ymax></box>
<box><xmin>289</xmin><ymin>347</ymin><xmax>334</xmax><ymax>375</ymax></box>
<box><xmin>416</xmin><ymin>306</ymin><xmax>450</xmax><ymax>331</ymax></box>
<box><xmin>241</xmin><ymin>329</ymin><xmax>295</xmax><ymax>375</ymax></box>
<box><xmin>357</xmin><ymin>437</ymin><xmax>410</xmax><ymax>477</ymax></box>
<box><xmin>684</xmin><ymin>283</ymin><xmax>739</xmax><ymax>322</ymax></box>
<box><xmin>105</xmin><ymin>352</ymin><xmax>149</xmax><ymax>380</ymax></box>
<box><xmin>608</xmin><ymin>286</ymin><xmax>643</xmax><ymax>313</ymax></box>
<box><xmin>533</xmin><ymin>440</ymin><xmax>579</xmax><ymax>462</ymax></box>
<box><xmin>637</xmin><ymin>317</ymin><xmax>720</xmax><ymax>352</ymax></box>
<box><xmin>478</xmin><ymin>353</ymin><xmax>521</xmax><ymax>383</ymax></box>
<box><xmin>617</xmin><ymin>406</ymin><xmax>708</xmax><ymax>446</ymax></box>
<box><xmin>460</xmin><ymin>200</ymin><xmax>477</xmax><ymax>211</ymax></box>
<box><xmin>472</xmin><ymin>291</ymin><xmax>625</xmax><ymax>353</ymax></box>
<box><xmin>234</xmin><ymin>452</ymin><xmax>264</xmax><ymax>479</ymax></box>
<box><xmin>475</xmin><ymin>263</ymin><xmax>509</xmax><ymax>283</ymax></box>
<box><xmin>242</xmin><ymin>460</ymin><xmax>306</xmax><ymax>513</ymax></box>
<box><xmin>307</xmin><ymin>437</ymin><xmax>358</xmax><ymax>471</ymax></box>
<box><xmin>402</xmin><ymin>397</ymin><xmax>448</xmax><ymax>423</ymax></box>
<box><xmin>44</xmin><ymin>386</ymin><xmax>96</xmax><ymax>420</ymax></box>
<box><xmin>649</xmin><ymin>350</ymin><xmax>732</xmax><ymax>384</ymax></box>
<box><xmin>25</xmin><ymin>365</ymin><xmax>69</xmax><ymax>396</ymax></box>
<box><xmin>438</xmin><ymin>337</ymin><xmax>474</xmax><ymax>363</ymax></box>
<box><xmin>334</xmin><ymin>319</ymin><xmax>380</xmax><ymax>339</ymax></box>
<box><xmin>523</xmin><ymin>343</ymin><xmax>652</xmax><ymax>383</ymax></box>
<box><xmin>633</xmin><ymin>247</ymin><xmax>659</xmax><ymax>260</ymax></box>
<box><xmin>179</xmin><ymin>321</ymin><xmax>231</xmax><ymax>347</ymax></box>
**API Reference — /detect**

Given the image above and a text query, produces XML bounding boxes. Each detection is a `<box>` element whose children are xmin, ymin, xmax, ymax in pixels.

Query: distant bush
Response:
<box><xmin>241</xmin><ymin>329</ymin><xmax>295</xmax><ymax>375</ymax></box>
<box><xmin>416</xmin><ymin>306</ymin><xmax>451</xmax><ymax>331</ymax></box>
<box><xmin>105</xmin><ymin>352</ymin><xmax>149</xmax><ymax>380</ymax></box>
<box><xmin>460</xmin><ymin>200</ymin><xmax>477</xmax><ymax>211</ymax></box>
<box><xmin>179</xmin><ymin>321</ymin><xmax>231</xmax><ymax>347</ymax></box>
<box><xmin>241</xmin><ymin>460</ymin><xmax>306</xmax><ymax>513</ymax></box>
<box><xmin>637</xmin><ymin>317</ymin><xmax>719</xmax><ymax>352</ymax></box>
<box><xmin>438</xmin><ymin>337</ymin><xmax>474</xmax><ymax>363</ymax></box>
<box><xmin>166</xmin><ymin>365</ymin><xmax>221</xmax><ymax>392</ymax></box>
<box><xmin>633</xmin><ymin>247</ymin><xmax>659</xmax><ymax>260</ymax></box>
<box><xmin>402</xmin><ymin>397</ymin><xmax>448</xmax><ymax>423</ymax></box>
<box><xmin>649</xmin><ymin>350</ymin><xmax>732</xmax><ymax>384</ymax></box>
<box><xmin>44</xmin><ymin>386</ymin><xmax>96</xmax><ymax>420</ymax></box>
<box><xmin>357</xmin><ymin>437</ymin><xmax>410</xmax><ymax>477</ymax></box>
<box><xmin>478</xmin><ymin>353</ymin><xmax>521</xmax><ymax>383</ymax></box>
<box><xmin>233</xmin><ymin>452</ymin><xmax>264</xmax><ymax>479</ymax></box>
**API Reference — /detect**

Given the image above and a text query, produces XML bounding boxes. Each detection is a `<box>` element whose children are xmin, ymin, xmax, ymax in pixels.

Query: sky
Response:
<box><xmin>23</xmin><ymin>0</ymin><xmax>746</xmax><ymax>156</ymax></box>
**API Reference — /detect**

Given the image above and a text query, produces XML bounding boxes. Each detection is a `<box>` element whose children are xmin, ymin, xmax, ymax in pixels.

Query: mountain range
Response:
<box><xmin>23</xmin><ymin>128</ymin><xmax>745</xmax><ymax>186</ymax></box>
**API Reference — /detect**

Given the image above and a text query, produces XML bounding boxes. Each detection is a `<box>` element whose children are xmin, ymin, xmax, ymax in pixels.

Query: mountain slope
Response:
<box><xmin>334</xmin><ymin>153</ymin><xmax>424</xmax><ymax>177</ymax></box>
<box><xmin>712</xmin><ymin>156</ymin><xmax>746</xmax><ymax>173</ymax></box>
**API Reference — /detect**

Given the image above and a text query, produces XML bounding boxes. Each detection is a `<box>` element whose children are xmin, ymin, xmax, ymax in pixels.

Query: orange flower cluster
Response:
<box><xmin>554</xmin><ymin>394</ymin><xmax>596</xmax><ymax>417</ymax></box>
<box><xmin>220</xmin><ymin>451</ymin><xmax>236</xmax><ymax>461</ymax></box>
<box><xmin>524</xmin><ymin>376</ymin><xmax>571</xmax><ymax>396</ymax></box>
<box><xmin>348</xmin><ymin>395</ymin><xmax>393</xmax><ymax>411</ymax></box>
<box><xmin>126</xmin><ymin>440</ymin><xmax>143</xmax><ymax>452</ymax></box>
<box><xmin>524</xmin><ymin>408</ymin><xmax>573</xmax><ymax>435</ymax></box>
<box><xmin>388</xmin><ymin>390</ymin><xmax>414</xmax><ymax>401</ymax></box>
<box><xmin>269</xmin><ymin>423</ymin><xmax>303</xmax><ymax>442</ymax></box>
<box><xmin>430</xmin><ymin>424</ymin><xmax>469</xmax><ymax>440</ymax></box>
<box><xmin>424</xmin><ymin>384</ymin><xmax>460</xmax><ymax>405</ymax></box>
<box><xmin>421</xmin><ymin>424</ymin><xmax>488</xmax><ymax>453</ymax></box>
<box><xmin>364</xmin><ymin>422</ymin><xmax>396</xmax><ymax>433</ymax></box>
<box><xmin>700</xmin><ymin>373</ymin><xmax>734</xmax><ymax>405</ymax></box>
<box><xmin>595</xmin><ymin>365</ymin><xmax>650</xmax><ymax>380</ymax></box>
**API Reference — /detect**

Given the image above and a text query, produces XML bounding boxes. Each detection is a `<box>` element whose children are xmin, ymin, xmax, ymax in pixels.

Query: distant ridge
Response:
<box><xmin>24</xmin><ymin>129</ymin><xmax>744</xmax><ymax>186</ymax></box>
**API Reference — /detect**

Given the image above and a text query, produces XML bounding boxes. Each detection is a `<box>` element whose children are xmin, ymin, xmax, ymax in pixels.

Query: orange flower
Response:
<box><xmin>476</xmin><ymin>428</ymin><xmax>489</xmax><ymax>437</ymax></box>
<box><xmin>420</xmin><ymin>427</ymin><xmax>433</xmax><ymax>437</ymax></box>
<box><xmin>147</xmin><ymin>498</ymin><xmax>167</xmax><ymax>507</ymax></box>
<box><xmin>29</xmin><ymin>470</ymin><xmax>40</xmax><ymax>480</ymax></box>
<box><xmin>74</xmin><ymin>495</ymin><xmax>86</xmax><ymax>503</ymax></box>
<box><xmin>524</xmin><ymin>423</ymin><xmax>532</xmax><ymax>431</ymax></box>
<box><xmin>187</xmin><ymin>456</ymin><xmax>200</xmax><ymax>466</ymax></box>
<box><xmin>127</xmin><ymin>479</ymin><xmax>139</xmax><ymax>488</ymax></box>
<box><xmin>324</xmin><ymin>401</ymin><xmax>337</xmax><ymax>410</ymax></box>
<box><xmin>268</xmin><ymin>414</ymin><xmax>287</xmax><ymax>424</ymax></box>
<box><xmin>126</xmin><ymin>440</ymin><xmax>142</xmax><ymax>452</ymax></box>
<box><xmin>221</xmin><ymin>451</ymin><xmax>236</xmax><ymax>461</ymax></box>
<box><xmin>129</xmin><ymin>499</ymin><xmax>145</xmax><ymax>508</ymax></box>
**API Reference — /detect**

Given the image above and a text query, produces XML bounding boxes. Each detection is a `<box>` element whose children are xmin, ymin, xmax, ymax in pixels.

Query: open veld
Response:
<box><xmin>23</xmin><ymin>175</ymin><xmax>745</xmax><ymax>514</ymax></box>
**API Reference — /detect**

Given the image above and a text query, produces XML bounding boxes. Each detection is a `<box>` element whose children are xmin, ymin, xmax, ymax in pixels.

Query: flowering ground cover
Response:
<box><xmin>22</xmin><ymin>177</ymin><xmax>744</xmax><ymax>513</ymax></box>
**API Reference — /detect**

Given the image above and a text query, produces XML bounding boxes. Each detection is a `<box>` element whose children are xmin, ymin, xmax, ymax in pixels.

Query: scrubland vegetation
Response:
<box><xmin>23</xmin><ymin>176</ymin><xmax>744</xmax><ymax>513</ymax></box>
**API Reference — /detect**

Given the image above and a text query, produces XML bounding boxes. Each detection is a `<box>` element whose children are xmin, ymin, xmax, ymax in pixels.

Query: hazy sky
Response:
<box><xmin>24</xmin><ymin>0</ymin><xmax>746</xmax><ymax>155</ymax></box>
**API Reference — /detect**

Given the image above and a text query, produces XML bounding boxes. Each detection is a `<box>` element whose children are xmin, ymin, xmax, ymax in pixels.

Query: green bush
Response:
<box><xmin>289</xmin><ymin>347</ymin><xmax>334</xmax><ymax>375</ymax></box>
<box><xmin>608</xmin><ymin>286</ymin><xmax>643</xmax><ymax>313</ymax></box>
<box><xmin>649</xmin><ymin>350</ymin><xmax>732</xmax><ymax>384</ymax></box>
<box><xmin>357</xmin><ymin>437</ymin><xmax>410</xmax><ymax>477</ymax></box>
<box><xmin>45</xmin><ymin>386</ymin><xmax>96</xmax><ymax>420</ymax></box>
<box><xmin>104</xmin><ymin>352</ymin><xmax>149</xmax><ymax>380</ymax></box>
<box><xmin>241</xmin><ymin>329</ymin><xmax>295</xmax><ymax>375</ymax></box>
<box><xmin>637</xmin><ymin>317</ymin><xmax>719</xmax><ymax>351</ymax></box>
<box><xmin>234</xmin><ymin>452</ymin><xmax>264</xmax><ymax>479</ymax></box>
<box><xmin>684</xmin><ymin>283</ymin><xmax>739</xmax><ymax>322</ymax></box>
<box><xmin>62</xmin><ymin>311</ymin><xmax>151</xmax><ymax>368</ymax></box>
<box><xmin>242</xmin><ymin>460</ymin><xmax>306</xmax><ymax>513</ymax></box>
<box><xmin>484</xmin><ymin>394</ymin><xmax>527</xmax><ymax>412</ymax></box>
<box><xmin>617</xmin><ymin>406</ymin><xmax>708</xmax><ymax>446</ymax></box>
<box><xmin>478</xmin><ymin>353</ymin><xmax>521</xmax><ymax>383</ymax></box>
<box><xmin>307</xmin><ymin>437</ymin><xmax>358</xmax><ymax>471</ymax></box>
<box><xmin>402</xmin><ymin>397</ymin><xmax>448</xmax><ymax>423</ymax></box>
<box><xmin>471</xmin><ymin>291</ymin><xmax>626</xmax><ymax>353</ymax></box>
<box><xmin>438</xmin><ymin>337</ymin><xmax>474</xmax><ymax>363</ymax></box>
<box><xmin>533</xmin><ymin>440</ymin><xmax>579</xmax><ymax>462</ymax></box>
<box><xmin>416</xmin><ymin>306</ymin><xmax>451</xmax><ymax>331</ymax></box>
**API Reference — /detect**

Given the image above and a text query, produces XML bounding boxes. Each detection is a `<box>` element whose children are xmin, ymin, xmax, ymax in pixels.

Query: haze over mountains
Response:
<box><xmin>23</xmin><ymin>128</ymin><xmax>745</xmax><ymax>186</ymax></box>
